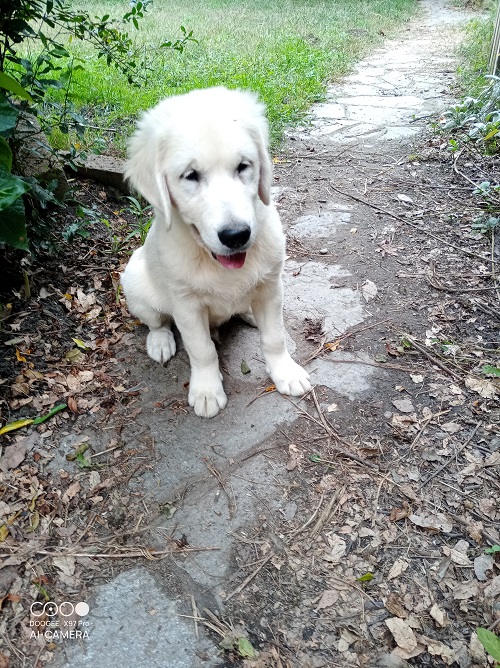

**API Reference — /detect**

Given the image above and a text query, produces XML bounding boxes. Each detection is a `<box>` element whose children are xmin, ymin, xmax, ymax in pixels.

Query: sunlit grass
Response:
<box><xmin>46</xmin><ymin>0</ymin><xmax>418</xmax><ymax>150</ymax></box>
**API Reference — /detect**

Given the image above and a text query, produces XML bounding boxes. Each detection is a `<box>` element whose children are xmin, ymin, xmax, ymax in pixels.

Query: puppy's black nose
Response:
<box><xmin>218</xmin><ymin>225</ymin><xmax>251</xmax><ymax>250</ymax></box>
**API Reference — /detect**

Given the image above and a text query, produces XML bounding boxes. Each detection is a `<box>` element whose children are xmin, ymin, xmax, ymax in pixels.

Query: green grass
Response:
<box><xmin>456</xmin><ymin>8</ymin><xmax>495</xmax><ymax>94</ymax></box>
<box><xmin>45</xmin><ymin>0</ymin><xmax>418</xmax><ymax>151</ymax></box>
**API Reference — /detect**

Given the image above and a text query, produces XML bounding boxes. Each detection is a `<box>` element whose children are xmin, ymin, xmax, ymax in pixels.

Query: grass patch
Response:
<box><xmin>456</xmin><ymin>7</ymin><xmax>495</xmax><ymax>94</ymax></box>
<box><xmin>43</xmin><ymin>0</ymin><xmax>417</xmax><ymax>151</ymax></box>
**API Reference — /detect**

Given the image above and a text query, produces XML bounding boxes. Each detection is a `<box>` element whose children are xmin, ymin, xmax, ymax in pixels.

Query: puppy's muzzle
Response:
<box><xmin>218</xmin><ymin>224</ymin><xmax>251</xmax><ymax>250</ymax></box>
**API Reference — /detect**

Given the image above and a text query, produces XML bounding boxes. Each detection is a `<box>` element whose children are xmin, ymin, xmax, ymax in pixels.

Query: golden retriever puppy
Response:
<box><xmin>121</xmin><ymin>87</ymin><xmax>311</xmax><ymax>417</ymax></box>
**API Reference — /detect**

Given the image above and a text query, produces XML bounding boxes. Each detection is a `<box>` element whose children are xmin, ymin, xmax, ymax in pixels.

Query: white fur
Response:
<box><xmin>121</xmin><ymin>87</ymin><xmax>311</xmax><ymax>418</ymax></box>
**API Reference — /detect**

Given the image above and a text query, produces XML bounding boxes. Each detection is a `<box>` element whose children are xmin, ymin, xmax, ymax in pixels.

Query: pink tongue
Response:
<box><xmin>216</xmin><ymin>252</ymin><xmax>246</xmax><ymax>269</ymax></box>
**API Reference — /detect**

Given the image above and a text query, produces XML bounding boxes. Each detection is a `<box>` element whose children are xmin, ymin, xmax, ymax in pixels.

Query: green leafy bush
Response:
<box><xmin>440</xmin><ymin>75</ymin><xmax>500</xmax><ymax>151</ymax></box>
<box><xmin>0</xmin><ymin>0</ymin><xmax>193</xmax><ymax>252</ymax></box>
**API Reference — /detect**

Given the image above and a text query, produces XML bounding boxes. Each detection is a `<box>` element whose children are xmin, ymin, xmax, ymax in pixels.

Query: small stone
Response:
<box><xmin>319</xmin><ymin>248</ymin><xmax>328</xmax><ymax>254</ymax></box>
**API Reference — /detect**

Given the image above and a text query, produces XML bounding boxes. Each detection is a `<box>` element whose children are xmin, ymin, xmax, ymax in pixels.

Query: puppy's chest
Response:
<box><xmin>201</xmin><ymin>278</ymin><xmax>256</xmax><ymax>325</ymax></box>
<box><xmin>189</xmin><ymin>264</ymin><xmax>262</xmax><ymax>325</ymax></box>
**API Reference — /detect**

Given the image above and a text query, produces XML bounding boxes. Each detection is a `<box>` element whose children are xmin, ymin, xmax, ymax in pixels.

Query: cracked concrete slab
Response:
<box><xmin>55</xmin><ymin>569</ymin><xmax>218</xmax><ymax>668</ymax></box>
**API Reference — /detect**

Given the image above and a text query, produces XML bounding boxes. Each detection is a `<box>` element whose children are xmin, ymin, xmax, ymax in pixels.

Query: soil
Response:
<box><xmin>0</xmin><ymin>2</ymin><xmax>499</xmax><ymax>668</ymax></box>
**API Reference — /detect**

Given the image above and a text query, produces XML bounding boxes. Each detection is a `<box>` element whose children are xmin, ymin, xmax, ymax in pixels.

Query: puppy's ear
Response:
<box><xmin>256</xmin><ymin>135</ymin><xmax>272</xmax><ymax>206</ymax></box>
<box><xmin>248</xmin><ymin>106</ymin><xmax>273</xmax><ymax>206</ymax></box>
<box><xmin>124</xmin><ymin>108</ymin><xmax>173</xmax><ymax>229</ymax></box>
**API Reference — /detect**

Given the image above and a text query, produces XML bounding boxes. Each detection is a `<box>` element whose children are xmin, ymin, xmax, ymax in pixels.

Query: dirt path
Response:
<box><xmin>1</xmin><ymin>2</ymin><xmax>499</xmax><ymax>667</ymax></box>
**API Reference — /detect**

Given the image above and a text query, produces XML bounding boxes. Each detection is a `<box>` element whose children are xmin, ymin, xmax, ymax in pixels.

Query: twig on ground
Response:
<box><xmin>289</xmin><ymin>492</ymin><xmax>325</xmax><ymax>537</ymax></box>
<box><xmin>328</xmin><ymin>184</ymin><xmax>489</xmax><ymax>262</ymax></box>
<box><xmin>404</xmin><ymin>335</ymin><xmax>462</xmax><ymax>382</ymax></box>
<box><xmin>411</xmin><ymin>410</ymin><xmax>451</xmax><ymax>449</ymax></box>
<box><xmin>421</xmin><ymin>421</ymin><xmax>482</xmax><ymax>489</ymax></box>
<box><xmin>0</xmin><ymin>546</ymin><xmax>219</xmax><ymax>560</ymax></box>
<box><xmin>310</xmin><ymin>487</ymin><xmax>344</xmax><ymax>538</ymax></box>
<box><xmin>225</xmin><ymin>552</ymin><xmax>274</xmax><ymax>602</ymax></box>
<box><xmin>302</xmin><ymin>319</ymin><xmax>390</xmax><ymax>365</ymax></box>
<box><xmin>426</xmin><ymin>271</ymin><xmax>498</xmax><ymax>294</ymax></box>
<box><xmin>203</xmin><ymin>457</ymin><xmax>236</xmax><ymax>518</ymax></box>
<box><xmin>246</xmin><ymin>386</ymin><xmax>276</xmax><ymax>407</ymax></box>
<box><xmin>323</xmin><ymin>357</ymin><xmax>423</xmax><ymax>373</ymax></box>
<box><xmin>191</xmin><ymin>594</ymin><xmax>199</xmax><ymax>639</ymax></box>
<box><xmin>287</xmin><ymin>394</ymin><xmax>378</xmax><ymax>470</ymax></box>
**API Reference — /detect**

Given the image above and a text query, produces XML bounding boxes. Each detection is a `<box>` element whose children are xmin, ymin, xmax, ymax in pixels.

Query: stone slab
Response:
<box><xmin>52</xmin><ymin>568</ymin><xmax>219</xmax><ymax>668</ymax></box>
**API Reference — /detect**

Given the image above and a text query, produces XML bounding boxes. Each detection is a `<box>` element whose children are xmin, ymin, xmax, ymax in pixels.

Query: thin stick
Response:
<box><xmin>426</xmin><ymin>274</ymin><xmax>498</xmax><ymax>294</ymax></box>
<box><xmin>89</xmin><ymin>443</ymin><xmax>121</xmax><ymax>459</ymax></box>
<box><xmin>310</xmin><ymin>487</ymin><xmax>343</xmax><ymax>538</ymax></box>
<box><xmin>421</xmin><ymin>422</ymin><xmax>482</xmax><ymax>489</ymax></box>
<box><xmin>191</xmin><ymin>595</ymin><xmax>199</xmax><ymax>639</ymax></box>
<box><xmin>225</xmin><ymin>553</ymin><xmax>274</xmax><ymax>602</ymax></box>
<box><xmin>287</xmin><ymin>396</ymin><xmax>378</xmax><ymax>470</ymax></box>
<box><xmin>372</xmin><ymin>476</ymin><xmax>387</xmax><ymax>528</ymax></box>
<box><xmin>289</xmin><ymin>492</ymin><xmax>325</xmax><ymax>537</ymax></box>
<box><xmin>411</xmin><ymin>410</ymin><xmax>451</xmax><ymax>449</ymax></box>
<box><xmin>328</xmin><ymin>184</ymin><xmax>488</xmax><ymax>262</ymax></box>
<box><xmin>0</xmin><ymin>546</ymin><xmax>219</xmax><ymax>559</ymax></box>
<box><xmin>203</xmin><ymin>458</ymin><xmax>236</xmax><ymax>518</ymax></box>
<box><xmin>302</xmin><ymin>319</ymin><xmax>390</xmax><ymax>366</ymax></box>
<box><xmin>246</xmin><ymin>387</ymin><xmax>276</xmax><ymax>407</ymax></box>
<box><xmin>324</xmin><ymin>358</ymin><xmax>422</xmax><ymax>373</ymax></box>
<box><xmin>404</xmin><ymin>335</ymin><xmax>462</xmax><ymax>382</ymax></box>
<box><xmin>311</xmin><ymin>387</ymin><xmax>334</xmax><ymax>435</ymax></box>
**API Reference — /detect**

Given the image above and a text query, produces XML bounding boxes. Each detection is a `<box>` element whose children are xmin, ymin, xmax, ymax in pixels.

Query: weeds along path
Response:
<box><xmin>2</xmin><ymin>2</ymin><xmax>499</xmax><ymax>668</ymax></box>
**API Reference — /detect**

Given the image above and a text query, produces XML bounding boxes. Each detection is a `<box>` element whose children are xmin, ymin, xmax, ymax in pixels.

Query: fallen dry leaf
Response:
<box><xmin>362</xmin><ymin>279</ymin><xmax>378</xmax><ymax>302</ymax></box>
<box><xmin>316</xmin><ymin>589</ymin><xmax>339</xmax><ymax>610</ymax></box>
<box><xmin>62</xmin><ymin>481</ymin><xmax>81</xmax><ymax>505</ymax></box>
<box><xmin>429</xmin><ymin>603</ymin><xmax>449</xmax><ymax>628</ymax></box>
<box><xmin>421</xmin><ymin>636</ymin><xmax>455</xmax><ymax>665</ymax></box>
<box><xmin>385</xmin><ymin>617</ymin><xmax>418</xmax><ymax>653</ymax></box>
<box><xmin>441</xmin><ymin>421</ymin><xmax>461</xmax><ymax>434</ymax></box>
<box><xmin>324</xmin><ymin>534</ymin><xmax>346</xmax><ymax>564</ymax></box>
<box><xmin>442</xmin><ymin>539</ymin><xmax>471</xmax><ymax>566</ymax></box>
<box><xmin>465</xmin><ymin>376</ymin><xmax>497</xmax><ymax>398</ymax></box>
<box><xmin>409</xmin><ymin>513</ymin><xmax>452</xmax><ymax>533</ymax></box>
<box><xmin>473</xmin><ymin>554</ymin><xmax>494</xmax><ymax>582</ymax></box>
<box><xmin>392</xmin><ymin>398</ymin><xmax>415</xmax><ymax>414</ymax></box>
<box><xmin>0</xmin><ymin>443</ymin><xmax>27</xmax><ymax>472</ymax></box>
<box><xmin>387</xmin><ymin>558</ymin><xmax>409</xmax><ymax>580</ymax></box>
<box><xmin>52</xmin><ymin>555</ymin><xmax>76</xmax><ymax>577</ymax></box>
<box><xmin>385</xmin><ymin>593</ymin><xmax>407</xmax><ymax>618</ymax></box>
<box><xmin>453</xmin><ymin>580</ymin><xmax>478</xmax><ymax>600</ymax></box>
<box><xmin>484</xmin><ymin>575</ymin><xmax>500</xmax><ymax>598</ymax></box>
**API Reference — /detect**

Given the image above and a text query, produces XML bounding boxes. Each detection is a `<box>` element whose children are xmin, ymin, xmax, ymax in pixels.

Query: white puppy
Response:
<box><xmin>121</xmin><ymin>86</ymin><xmax>311</xmax><ymax>418</ymax></box>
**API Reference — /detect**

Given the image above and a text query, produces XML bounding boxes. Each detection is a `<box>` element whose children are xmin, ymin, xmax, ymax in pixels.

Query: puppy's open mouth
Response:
<box><xmin>213</xmin><ymin>252</ymin><xmax>247</xmax><ymax>269</ymax></box>
<box><xmin>190</xmin><ymin>226</ymin><xmax>247</xmax><ymax>269</ymax></box>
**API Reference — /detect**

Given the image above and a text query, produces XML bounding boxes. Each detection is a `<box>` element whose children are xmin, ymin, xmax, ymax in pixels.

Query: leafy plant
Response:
<box><xmin>476</xmin><ymin>628</ymin><xmax>500</xmax><ymax>664</ymax></box>
<box><xmin>482</xmin><ymin>365</ymin><xmax>500</xmax><ymax>377</ymax></box>
<box><xmin>0</xmin><ymin>110</ymin><xmax>31</xmax><ymax>250</ymax></box>
<box><xmin>441</xmin><ymin>75</ymin><xmax>500</xmax><ymax>152</ymax></box>
<box><xmin>121</xmin><ymin>195</ymin><xmax>153</xmax><ymax>245</ymax></box>
<box><xmin>472</xmin><ymin>214</ymin><xmax>500</xmax><ymax>234</ymax></box>
<box><xmin>61</xmin><ymin>205</ymin><xmax>99</xmax><ymax>242</ymax></box>
<box><xmin>0</xmin><ymin>0</ymin><xmax>193</xmax><ymax>252</ymax></box>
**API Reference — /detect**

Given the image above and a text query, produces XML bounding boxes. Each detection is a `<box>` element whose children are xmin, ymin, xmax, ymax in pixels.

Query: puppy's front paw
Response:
<box><xmin>147</xmin><ymin>328</ymin><xmax>176</xmax><ymax>365</ymax></box>
<box><xmin>269</xmin><ymin>358</ymin><xmax>311</xmax><ymax>397</ymax></box>
<box><xmin>188</xmin><ymin>374</ymin><xmax>228</xmax><ymax>418</ymax></box>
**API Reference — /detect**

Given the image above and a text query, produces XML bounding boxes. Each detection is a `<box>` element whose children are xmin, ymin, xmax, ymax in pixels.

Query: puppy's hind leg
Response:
<box><xmin>122</xmin><ymin>249</ymin><xmax>176</xmax><ymax>365</ymax></box>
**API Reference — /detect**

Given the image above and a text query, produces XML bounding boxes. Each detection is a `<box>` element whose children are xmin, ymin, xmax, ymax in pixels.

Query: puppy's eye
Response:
<box><xmin>183</xmin><ymin>170</ymin><xmax>200</xmax><ymax>182</ymax></box>
<box><xmin>237</xmin><ymin>162</ymin><xmax>251</xmax><ymax>174</ymax></box>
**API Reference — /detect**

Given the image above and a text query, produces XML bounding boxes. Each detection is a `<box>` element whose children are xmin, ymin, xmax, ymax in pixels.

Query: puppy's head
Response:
<box><xmin>124</xmin><ymin>87</ymin><xmax>273</xmax><ymax>269</ymax></box>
